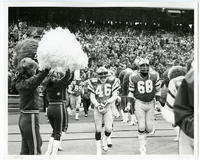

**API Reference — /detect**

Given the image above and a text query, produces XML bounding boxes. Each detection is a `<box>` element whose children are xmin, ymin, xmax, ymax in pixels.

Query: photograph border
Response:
<box><xmin>1</xmin><ymin>1</ymin><xmax>199</xmax><ymax>160</ymax></box>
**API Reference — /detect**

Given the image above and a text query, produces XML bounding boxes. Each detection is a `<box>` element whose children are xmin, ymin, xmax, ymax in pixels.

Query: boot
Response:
<box><xmin>58</xmin><ymin>132</ymin><xmax>65</xmax><ymax>151</ymax></box>
<box><xmin>96</xmin><ymin>140</ymin><xmax>102</xmax><ymax>155</ymax></box>
<box><xmin>75</xmin><ymin>112</ymin><xmax>79</xmax><ymax>120</ymax></box>
<box><xmin>138</xmin><ymin>134</ymin><xmax>147</xmax><ymax>155</ymax></box>
<box><xmin>45</xmin><ymin>137</ymin><xmax>54</xmax><ymax>155</ymax></box>
<box><xmin>51</xmin><ymin>140</ymin><xmax>60</xmax><ymax>155</ymax></box>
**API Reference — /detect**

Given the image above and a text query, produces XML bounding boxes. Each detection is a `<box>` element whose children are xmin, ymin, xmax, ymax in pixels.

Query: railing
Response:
<box><xmin>8</xmin><ymin>94</ymin><xmax>44</xmax><ymax>113</ymax></box>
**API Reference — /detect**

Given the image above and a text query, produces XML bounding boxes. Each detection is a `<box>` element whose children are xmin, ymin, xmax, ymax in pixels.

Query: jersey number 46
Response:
<box><xmin>95</xmin><ymin>84</ymin><xmax>111</xmax><ymax>97</ymax></box>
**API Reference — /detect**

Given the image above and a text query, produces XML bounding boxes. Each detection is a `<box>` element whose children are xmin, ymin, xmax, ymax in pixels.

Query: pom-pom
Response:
<box><xmin>37</xmin><ymin>27</ymin><xmax>88</xmax><ymax>72</ymax></box>
<box><xmin>14</xmin><ymin>39</ymin><xmax>38</xmax><ymax>67</ymax></box>
<box><xmin>168</xmin><ymin>66</ymin><xmax>187</xmax><ymax>80</ymax></box>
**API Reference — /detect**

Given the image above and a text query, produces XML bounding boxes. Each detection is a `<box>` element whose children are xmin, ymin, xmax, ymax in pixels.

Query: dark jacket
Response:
<box><xmin>15</xmin><ymin>69</ymin><xmax>49</xmax><ymax>112</ymax></box>
<box><xmin>46</xmin><ymin>71</ymin><xmax>74</xmax><ymax>102</ymax></box>
<box><xmin>174</xmin><ymin>69</ymin><xmax>194</xmax><ymax>138</ymax></box>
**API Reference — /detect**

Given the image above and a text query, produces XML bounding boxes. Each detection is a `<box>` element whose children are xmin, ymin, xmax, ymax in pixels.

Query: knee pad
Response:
<box><xmin>76</xmin><ymin>108</ymin><xmax>79</xmax><ymax>112</ymax></box>
<box><xmin>102</xmin><ymin>123</ymin><xmax>105</xmax><ymax>128</ymax></box>
<box><xmin>105</xmin><ymin>131</ymin><xmax>111</xmax><ymax>137</ymax></box>
<box><xmin>95</xmin><ymin>132</ymin><xmax>101</xmax><ymax>140</ymax></box>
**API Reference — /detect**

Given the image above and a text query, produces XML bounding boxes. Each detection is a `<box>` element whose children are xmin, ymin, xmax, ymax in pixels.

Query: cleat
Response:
<box><xmin>85</xmin><ymin>114</ymin><xmax>88</xmax><ymax>117</ymax></box>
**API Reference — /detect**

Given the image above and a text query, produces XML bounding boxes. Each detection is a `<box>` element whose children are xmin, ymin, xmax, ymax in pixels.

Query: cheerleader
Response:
<box><xmin>45</xmin><ymin>70</ymin><xmax>73</xmax><ymax>155</ymax></box>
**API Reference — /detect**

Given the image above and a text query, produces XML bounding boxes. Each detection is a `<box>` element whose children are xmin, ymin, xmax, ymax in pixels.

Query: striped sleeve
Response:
<box><xmin>165</xmin><ymin>80</ymin><xmax>177</xmax><ymax>109</ymax></box>
<box><xmin>128</xmin><ymin>75</ymin><xmax>135</xmax><ymax>93</ymax></box>
<box><xmin>68</xmin><ymin>81</ymin><xmax>74</xmax><ymax>93</ymax></box>
<box><xmin>155</xmin><ymin>73</ymin><xmax>161</xmax><ymax>96</ymax></box>
<box><xmin>112</xmin><ymin>78</ymin><xmax>120</xmax><ymax>92</ymax></box>
<box><xmin>87</xmin><ymin>79</ymin><xmax>95</xmax><ymax>94</ymax></box>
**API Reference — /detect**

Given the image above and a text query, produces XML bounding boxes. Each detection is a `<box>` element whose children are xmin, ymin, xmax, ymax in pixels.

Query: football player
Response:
<box><xmin>122</xmin><ymin>69</ymin><xmax>137</xmax><ymax>125</ymax></box>
<box><xmin>118</xmin><ymin>68</ymin><xmax>132</xmax><ymax>121</ymax></box>
<box><xmin>126</xmin><ymin>58</ymin><xmax>161</xmax><ymax>155</ymax></box>
<box><xmin>88</xmin><ymin>66</ymin><xmax>120</xmax><ymax>155</ymax></box>
<box><xmin>68</xmin><ymin>73</ymin><xmax>84</xmax><ymax>120</ymax></box>
<box><xmin>160</xmin><ymin>66</ymin><xmax>187</xmax><ymax>141</ymax></box>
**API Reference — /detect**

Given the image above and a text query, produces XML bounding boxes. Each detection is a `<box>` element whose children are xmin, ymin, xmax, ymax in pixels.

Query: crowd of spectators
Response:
<box><xmin>8</xmin><ymin>20</ymin><xmax>194</xmax><ymax>94</ymax></box>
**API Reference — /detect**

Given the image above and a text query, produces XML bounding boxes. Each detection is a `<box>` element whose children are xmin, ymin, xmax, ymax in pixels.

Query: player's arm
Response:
<box><xmin>161</xmin><ymin>80</ymin><xmax>176</xmax><ymax>124</ymax></box>
<box><xmin>126</xmin><ymin>75</ymin><xmax>135</xmax><ymax>110</ymax></box>
<box><xmin>105</xmin><ymin>90</ymin><xmax>118</xmax><ymax>104</ymax></box>
<box><xmin>155</xmin><ymin>72</ymin><xmax>162</xmax><ymax>109</ymax></box>
<box><xmin>105</xmin><ymin>78</ymin><xmax>120</xmax><ymax>104</ymax></box>
<box><xmin>68</xmin><ymin>82</ymin><xmax>74</xmax><ymax>94</ymax></box>
<box><xmin>155</xmin><ymin>72</ymin><xmax>161</xmax><ymax>100</ymax></box>
<box><xmin>87</xmin><ymin>79</ymin><xmax>100</xmax><ymax>107</ymax></box>
<box><xmin>90</xmin><ymin>92</ymin><xmax>100</xmax><ymax>108</ymax></box>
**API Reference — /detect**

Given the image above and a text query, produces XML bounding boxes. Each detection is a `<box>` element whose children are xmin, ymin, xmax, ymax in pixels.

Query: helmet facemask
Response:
<box><xmin>139</xmin><ymin>63</ymin><xmax>149</xmax><ymax>77</ymax></box>
<box><xmin>98</xmin><ymin>72</ymin><xmax>108</xmax><ymax>83</ymax></box>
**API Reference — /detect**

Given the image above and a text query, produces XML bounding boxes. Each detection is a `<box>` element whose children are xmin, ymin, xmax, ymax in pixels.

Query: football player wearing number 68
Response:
<box><xmin>126</xmin><ymin>58</ymin><xmax>161</xmax><ymax>155</ymax></box>
<box><xmin>88</xmin><ymin>66</ymin><xmax>120</xmax><ymax>155</ymax></box>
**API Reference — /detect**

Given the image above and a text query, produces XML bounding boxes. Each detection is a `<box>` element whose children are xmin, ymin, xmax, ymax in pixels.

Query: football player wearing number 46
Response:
<box><xmin>126</xmin><ymin>58</ymin><xmax>161</xmax><ymax>155</ymax></box>
<box><xmin>88</xmin><ymin>66</ymin><xmax>120</xmax><ymax>155</ymax></box>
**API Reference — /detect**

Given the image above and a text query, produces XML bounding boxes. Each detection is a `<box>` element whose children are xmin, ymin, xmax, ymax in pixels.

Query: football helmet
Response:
<box><xmin>138</xmin><ymin>58</ymin><xmax>150</xmax><ymax>75</ymax></box>
<box><xmin>96</xmin><ymin>66</ymin><xmax>109</xmax><ymax>83</ymax></box>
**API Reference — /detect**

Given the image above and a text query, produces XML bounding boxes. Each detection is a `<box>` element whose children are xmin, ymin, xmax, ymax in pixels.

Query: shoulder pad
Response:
<box><xmin>131</xmin><ymin>71</ymin><xmax>138</xmax><ymax>77</ymax></box>
<box><xmin>108</xmin><ymin>76</ymin><xmax>116</xmax><ymax>81</ymax></box>
<box><xmin>90</xmin><ymin>78</ymin><xmax>98</xmax><ymax>83</ymax></box>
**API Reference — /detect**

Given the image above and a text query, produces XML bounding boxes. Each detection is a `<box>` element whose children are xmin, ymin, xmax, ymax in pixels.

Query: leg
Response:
<box><xmin>102</xmin><ymin>108</ymin><xmax>113</xmax><ymax>151</ymax></box>
<box><xmin>52</xmin><ymin>105</ymin><xmax>63</xmax><ymax>155</ymax></box>
<box><xmin>45</xmin><ymin>106</ymin><xmax>55</xmax><ymax>155</ymax></box>
<box><xmin>59</xmin><ymin>104</ymin><xmax>68</xmax><ymax>151</ymax></box>
<box><xmin>121</xmin><ymin>96</ymin><xmax>128</xmax><ymax>122</ymax></box>
<box><xmin>134</xmin><ymin>100</ymin><xmax>147</xmax><ymax>155</ymax></box>
<box><xmin>75</xmin><ymin>96</ymin><xmax>81</xmax><ymax>120</ymax></box>
<box><xmin>86</xmin><ymin>98</ymin><xmax>91</xmax><ymax>115</ymax></box>
<box><xmin>25</xmin><ymin>114</ymin><xmax>42</xmax><ymax>155</ymax></box>
<box><xmin>18</xmin><ymin>114</ymin><xmax>29</xmax><ymax>155</ymax></box>
<box><xmin>82</xmin><ymin>97</ymin><xmax>88</xmax><ymax>115</ymax></box>
<box><xmin>128</xmin><ymin>98</ymin><xmax>137</xmax><ymax>125</ymax></box>
<box><xmin>145</xmin><ymin>102</ymin><xmax>155</xmax><ymax>134</ymax></box>
<box><xmin>94</xmin><ymin>108</ymin><xmax>103</xmax><ymax>155</ymax></box>
<box><xmin>70</xmin><ymin>95</ymin><xmax>76</xmax><ymax>112</ymax></box>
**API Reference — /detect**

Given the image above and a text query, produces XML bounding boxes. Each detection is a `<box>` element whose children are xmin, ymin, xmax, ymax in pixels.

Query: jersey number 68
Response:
<box><xmin>137</xmin><ymin>80</ymin><xmax>153</xmax><ymax>94</ymax></box>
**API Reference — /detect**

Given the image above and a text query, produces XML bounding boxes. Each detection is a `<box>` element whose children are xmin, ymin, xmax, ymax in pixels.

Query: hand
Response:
<box><xmin>98</xmin><ymin>104</ymin><xmax>107</xmax><ymax>114</ymax></box>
